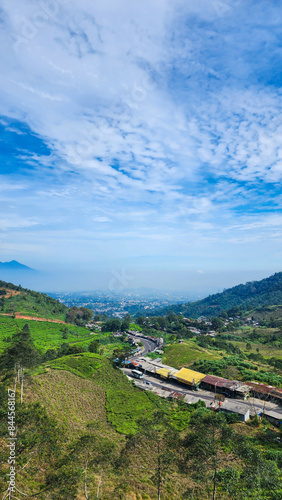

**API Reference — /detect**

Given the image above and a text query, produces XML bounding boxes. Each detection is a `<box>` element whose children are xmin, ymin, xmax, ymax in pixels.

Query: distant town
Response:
<box><xmin>49</xmin><ymin>289</ymin><xmax>204</xmax><ymax>318</ymax></box>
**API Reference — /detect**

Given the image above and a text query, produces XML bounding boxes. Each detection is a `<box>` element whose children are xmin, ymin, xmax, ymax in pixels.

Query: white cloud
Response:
<box><xmin>0</xmin><ymin>0</ymin><xmax>281</xmax><ymax>283</ymax></box>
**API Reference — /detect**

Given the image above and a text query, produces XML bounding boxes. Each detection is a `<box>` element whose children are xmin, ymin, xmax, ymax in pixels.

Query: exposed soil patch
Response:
<box><xmin>0</xmin><ymin>288</ymin><xmax>21</xmax><ymax>298</ymax></box>
<box><xmin>0</xmin><ymin>312</ymin><xmax>66</xmax><ymax>324</ymax></box>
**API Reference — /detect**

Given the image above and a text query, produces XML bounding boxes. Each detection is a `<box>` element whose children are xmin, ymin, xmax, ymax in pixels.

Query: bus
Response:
<box><xmin>131</xmin><ymin>369</ymin><xmax>143</xmax><ymax>379</ymax></box>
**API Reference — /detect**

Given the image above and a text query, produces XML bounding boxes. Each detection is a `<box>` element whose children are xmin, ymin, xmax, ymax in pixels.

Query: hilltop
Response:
<box><xmin>0</xmin><ymin>279</ymin><xmax>94</xmax><ymax>325</ymax></box>
<box><xmin>154</xmin><ymin>272</ymin><xmax>282</xmax><ymax>318</ymax></box>
<box><xmin>0</xmin><ymin>260</ymin><xmax>36</xmax><ymax>271</ymax></box>
<box><xmin>0</xmin><ymin>280</ymin><xmax>68</xmax><ymax>321</ymax></box>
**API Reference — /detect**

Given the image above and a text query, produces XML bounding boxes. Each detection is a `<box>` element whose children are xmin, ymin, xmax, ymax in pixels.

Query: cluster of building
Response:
<box><xmin>127</xmin><ymin>357</ymin><xmax>282</xmax><ymax>424</ymax></box>
<box><xmin>130</xmin><ymin>356</ymin><xmax>282</xmax><ymax>406</ymax></box>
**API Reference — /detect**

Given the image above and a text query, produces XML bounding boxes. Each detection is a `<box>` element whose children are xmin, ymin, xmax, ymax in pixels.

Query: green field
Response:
<box><xmin>232</xmin><ymin>340</ymin><xmax>282</xmax><ymax>359</ymax></box>
<box><xmin>0</xmin><ymin>316</ymin><xmax>92</xmax><ymax>353</ymax></box>
<box><xmin>30</xmin><ymin>356</ymin><xmax>165</xmax><ymax>435</ymax></box>
<box><xmin>163</xmin><ymin>340</ymin><xmax>222</xmax><ymax>369</ymax></box>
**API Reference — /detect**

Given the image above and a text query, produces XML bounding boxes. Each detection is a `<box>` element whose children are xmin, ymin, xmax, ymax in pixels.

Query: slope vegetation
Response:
<box><xmin>157</xmin><ymin>272</ymin><xmax>282</xmax><ymax>318</ymax></box>
<box><xmin>0</xmin><ymin>280</ymin><xmax>67</xmax><ymax>320</ymax></box>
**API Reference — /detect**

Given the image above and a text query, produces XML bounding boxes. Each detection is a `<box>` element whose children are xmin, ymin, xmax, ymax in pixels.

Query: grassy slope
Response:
<box><xmin>0</xmin><ymin>316</ymin><xmax>92</xmax><ymax>353</ymax></box>
<box><xmin>28</xmin><ymin>367</ymin><xmax>111</xmax><ymax>437</ymax></box>
<box><xmin>163</xmin><ymin>340</ymin><xmax>222</xmax><ymax>369</ymax></box>
<box><xmin>155</xmin><ymin>272</ymin><xmax>282</xmax><ymax>318</ymax></box>
<box><xmin>29</xmin><ymin>355</ymin><xmax>161</xmax><ymax>435</ymax></box>
<box><xmin>0</xmin><ymin>287</ymin><xmax>67</xmax><ymax>320</ymax></box>
<box><xmin>232</xmin><ymin>339</ymin><xmax>282</xmax><ymax>360</ymax></box>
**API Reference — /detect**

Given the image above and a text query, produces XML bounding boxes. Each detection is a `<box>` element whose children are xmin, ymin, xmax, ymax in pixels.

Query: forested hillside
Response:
<box><xmin>0</xmin><ymin>280</ymin><xmax>92</xmax><ymax>324</ymax></box>
<box><xmin>0</xmin><ymin>281</ymin><xmax>281</xmax><ymax>498</ymax></box>
<box><xmin>155</xmin><ymin>272</ymin><xmax>282</xmax><ymax>318</ymax></box>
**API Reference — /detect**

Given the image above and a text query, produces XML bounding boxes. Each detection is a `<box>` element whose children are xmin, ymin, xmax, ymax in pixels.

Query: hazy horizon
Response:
<box><xmin>1</xmin><ymin>1</ymin><xmax>281</xmax><ymax>292</ymax></box>
<box><xmin>0</xmin><ymin>263</ymin><xmax>279</xmax><ymax>298</ymax></box>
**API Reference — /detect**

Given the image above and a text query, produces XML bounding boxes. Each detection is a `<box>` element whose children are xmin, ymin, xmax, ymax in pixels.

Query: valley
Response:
<box><xmin>0</xmin><ymin>274</ymin><xmax>282</xmax><ymax>499</ymax></box>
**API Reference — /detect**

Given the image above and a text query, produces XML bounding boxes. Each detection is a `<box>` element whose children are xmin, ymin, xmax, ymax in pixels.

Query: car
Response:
<box><xmin>144</xmin><ymin>381</ymin><xmax>152</xmax><ymax>386</ymax></box>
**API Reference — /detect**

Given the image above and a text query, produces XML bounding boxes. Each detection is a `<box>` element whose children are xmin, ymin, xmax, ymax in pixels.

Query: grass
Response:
<box><xmin>232</xmin><ymin>340</ymin><xmax>282</xmax><ymax>359</ymax></box>
<box><xmin>163</xmin><ymin>339</ymin><xmax>222</xmax><ymax>369</ymax></box>
<box><xmin>0</xmin><ymin>316</ymin><xmax>92</xmax><ymax>353</ymax></box>
<box><xmin>29</xmin><ymin>355</ymin><xmax>165</xmax><ymax>435</ymax></box>
<box><xmin>27</xmin><ymin>367</ymin><xmax>114</xmax><ymax>438</ymax></box>
<box><xmin>1</xmin><ymin>289</ymin><xmax>67</xmax><ymax>320</ymax></box>
<box><xmin>47</xmin><ymin>352</ymin><xmax>102</xmax><ymax>378</ymax></box>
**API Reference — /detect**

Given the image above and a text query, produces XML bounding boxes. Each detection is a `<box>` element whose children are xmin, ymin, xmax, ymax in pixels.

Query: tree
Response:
<box><xmin>182</xmin><ymin>410</ymin><xmax>282</xmax><ymax>500</ymax></box>
<box><xmin>65</xmin><ymin>434</ymin><xmax>117</xmax><ymax>499</ymax></box>
<box><xmin>13</xmin><ymin>322</ymin><xmax>31</xmax><ymax>342</ymax></box>
<box><xmin>121</xmin><ymin>319</ymin><xmax>130</xmax><ymax>331</ymax></box>
<box><xmin>81</xmin><ymin>307</ymin><xmax>93</xmax><ymax>322</ymax></box>
<box><xmin>88</xmin><ymin>340</ymin><xmax>99</xmax><ymax>353</ymax></box>
<box><xmin>124</xmin><ymin>313</ymin><xmax>131</xmax><ymax>322</ymax></box>
<box><xmin>101</xmin><ymin>318</ymin><xmax>121</xmax><ymax>332</ymax></box>
<box><xmin>0</xmin><ymin>324</ymin><xmax>41</xmax><ymax>371</ymax></box>
<box><xmin>182</xmin><ymin>410</ymin><xmax>235</xmax><ymax>500</ymax></box>
<box><xmin>211</xmin><ymin>317</ymin><xmax>224</xmax><ymax>331</ymax></box>
<box><xmin>62</xmin><ymin>327</ymin><xmax>69</xmax><ymax>339</ymax></box>
<box><xmin>136</xmin><ymin>316</ymin><xmax>145</xmax><ymax>326</ymax></box>
<box><xmin>119</xmin><ymin>412</ymin><xmax>179</xmax><ymax>500</ymax></box>
<box><xmin>111</xmin><ymin>346</ymin><xmax>132</xmax><ymax>365</ymax></box>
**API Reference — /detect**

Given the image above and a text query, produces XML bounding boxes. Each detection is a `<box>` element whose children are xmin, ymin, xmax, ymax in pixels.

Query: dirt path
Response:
<box><xmin>0</xmin><ymin>312</ymin><xmax>66</xmax><ymax>324</ymax></box>
<box><xmin>0</xmin><ymin>288</ymin><xmax>21</xmax><ymax>298</ymax></box>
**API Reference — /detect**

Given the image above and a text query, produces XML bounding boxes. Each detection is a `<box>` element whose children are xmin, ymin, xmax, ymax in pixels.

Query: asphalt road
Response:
<box><xmin>126</xmin><ymin>334</ymin><xmax>282</xmax><ymax>418</ymax></box>
<box><xmin>139</xmin><ymin>337</ymin><xmax>156</xmax><ymax>355</ymax></box>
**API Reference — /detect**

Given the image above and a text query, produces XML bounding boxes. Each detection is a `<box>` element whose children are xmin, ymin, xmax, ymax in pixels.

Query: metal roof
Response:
<box><xmin>139</xmin><ymin>357</ymin><xmax>178</xmax><ymax>375</ymax></box>
<box><xmin>223</xmin><ymin>400</ymin><xmax>250</xmax><ymax>417</ymax></box>
<box><xmin>247</xmin><ymin>381</ymin><xmax>275</xmax><ymax>394</ymax></box>
<box><xmin>173</xmin><ymin>368</ymin><xmax>205</xmax><ymax>385</ymax></box>
<box><xmin>156</xmin><ymin>368</ymin><xmax>170</xmax><ymax>378</ymax></box>
<box><xmin>202</xmin><ymin>374</ymin><xmax>249</xmax><ymax>393</ymax></box>
<box><xmin>202</xmin><ymin>374</ymin><xmax>235</xmax><ymax>388</ymax></box>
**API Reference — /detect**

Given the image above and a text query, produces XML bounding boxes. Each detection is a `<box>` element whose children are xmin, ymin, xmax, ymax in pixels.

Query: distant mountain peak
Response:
<box><xmin>0</xmin><ymin>260</ymin><xmax>35</xmax><ymax>271</ymax></box>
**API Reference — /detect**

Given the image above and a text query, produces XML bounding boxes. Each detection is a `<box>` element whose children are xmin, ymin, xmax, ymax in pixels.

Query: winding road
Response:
<box><xmin>126</xmin><ymin>334</ymin><xmax>282</xmax><ymax>420</ymax></box>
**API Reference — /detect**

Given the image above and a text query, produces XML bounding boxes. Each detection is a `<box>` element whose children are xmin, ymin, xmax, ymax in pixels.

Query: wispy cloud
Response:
<box><xmin>0</xmin><ymin>0</ymin><xmax>281</xmax><ymax>288</ymax></box>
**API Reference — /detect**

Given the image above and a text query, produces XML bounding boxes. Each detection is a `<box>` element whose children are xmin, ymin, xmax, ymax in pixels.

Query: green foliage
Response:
<box><xmin>65</xmin><ymin>306</ymin><xmax>93</xmax><ymax>325</ymax></box>
<box><xmin>0</xmin><ymin>399</ymin><xmax>65</xmax><ymax>498</ymax></box>
<box><xmin>0</xmin><ymin>322</ymin><xmax>41</xmax><ymax>370</ymax></box>
<box><xmin>88</xmin><ymin>339</ymin><xmax>99</xmax><ymax>353</ymax></box>
<box><xmin>156</xmin><ymin>272</ymin><xmax>282</xmax><ymax>318</ymax></box>
<box><xmin>48</xmin><ymin>352</ymin><xmax>102</xmax><ymax>378</ymax></box>
<box><xmin>0</xmin><ymin>316</ymin><xmax>92</xmax><ymax>354</ymax></box>
<box><xmin>106</xmin><ymin>388</ymin><xmax>157</xmax><ymax>434</ymax></box>
<box><xmin>193</xmin><ymin>355</ymin><xmax>282</xmax><ymax>386</ymax></box>
<box><xmin>0</xmin><ymin>285</ymin><xmax>67</xmax><ymax>319</ymax></box>
<box><xmin>101</xmin><ymin>318</ymin><xmax>122</xmax><ymax>331</ymax></box>
<box><xmin>163</xmin><ymin>340</ymin><xmax>220</xmax><ymax>369</ymax></box>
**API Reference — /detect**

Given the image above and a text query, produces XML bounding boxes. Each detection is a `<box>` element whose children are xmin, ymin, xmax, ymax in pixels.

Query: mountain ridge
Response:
<box><xmin>0</xmin><ymin>260</ymin><xmax>37</xmax><ymax>272</ymax></box>
<box><xmin>152</xmin><ymin>271</ymin><xmax>282</xmax><ymax>318</ymax></box>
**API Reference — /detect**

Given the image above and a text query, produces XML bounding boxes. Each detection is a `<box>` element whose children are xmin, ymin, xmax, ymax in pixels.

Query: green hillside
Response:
<box><xmin>0</xmin><ymin>280</ymin><xmax>281</xmax><ymax>498</ymax></box>
<box><xmin>0</xmin><ymin>316</ymin><xmax>93</xmax><ymax>354</ymax></box>
<box><xmin>0</xmin><ymin>280</ymin><xmax>67</xmax><ymax>320</ymax></box>
<box><xmin>156</xmin><ymin>272</ymin><xmax>282</xmax><ymax>318</ymax></box>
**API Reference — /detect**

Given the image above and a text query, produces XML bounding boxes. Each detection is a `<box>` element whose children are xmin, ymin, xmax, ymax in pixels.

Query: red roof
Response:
<box><xmin>246</xmin><ymin>382</ymin><xmax>275</xmax><ymax>395</ymax></box>
<box><xmin>202</xmin><ymin>374</ymin><xmax>239</xmax><ymax>389</ymax></box>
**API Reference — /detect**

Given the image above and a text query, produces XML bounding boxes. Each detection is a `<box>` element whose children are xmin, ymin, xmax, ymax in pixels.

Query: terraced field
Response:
<box><xmin>163</xmin><ymin>339</ymin><xmax>222</xmax><ymax>369</ymax></box>
<box><xmin>0</xmin><ymin>316</ymin><xmax>92</xmax><ymax>353</ymax></box>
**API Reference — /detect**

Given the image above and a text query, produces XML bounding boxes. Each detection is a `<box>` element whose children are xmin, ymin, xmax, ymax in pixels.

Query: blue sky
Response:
<box><xmin>0</xmin><ymin>0</ymin><xmax>282</xmax><ymax>292</ymax></box>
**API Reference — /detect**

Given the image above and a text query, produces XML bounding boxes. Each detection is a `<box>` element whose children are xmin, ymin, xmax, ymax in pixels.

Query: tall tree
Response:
<box><xmin>182</xmin><ymin>410</ymin><xmax>234</xmax><ymax>500</ymax></box>
<box><xmin>119</xmin><ymin>412</ymin><xmax>180</xmax><ymax>500</ymax></box>
<box><xmin>0</xmin><ymin>324</ymin><xmax>41</xmax><ymax>371</ymax></box>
